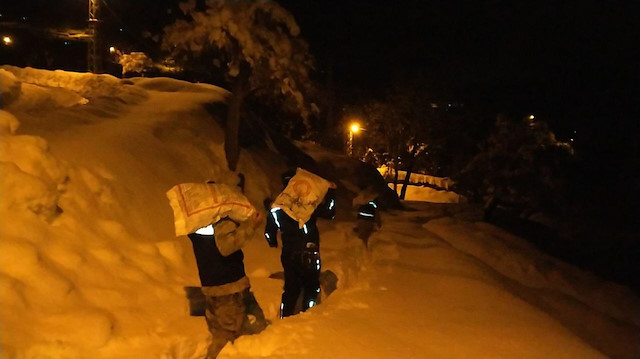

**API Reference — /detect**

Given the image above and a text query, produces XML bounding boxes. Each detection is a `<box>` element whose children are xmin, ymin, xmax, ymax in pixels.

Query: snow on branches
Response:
<box><xmin>163</xmin><ymin>0</ymin><xmax>316</xmax><ymax>121</ymax></box>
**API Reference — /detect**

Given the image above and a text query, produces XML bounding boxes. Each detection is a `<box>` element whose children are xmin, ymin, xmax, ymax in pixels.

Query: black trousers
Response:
<box><xmin>280</xmin><ymin>249</ymin><xmax>321</xmax><ymax>317</ymax></box>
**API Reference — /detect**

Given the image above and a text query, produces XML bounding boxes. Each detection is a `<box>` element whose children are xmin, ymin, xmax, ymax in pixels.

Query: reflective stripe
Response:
<box><xmin>303</xmin><ymin>224</ymin><xmax>308</xmax><ymax>234</ymax></box>
<box><xmin>328</xmin><ymin>199</ymin><xmax>335</xmax><ymax>210</ymax></box>
<box><xmin>195</xmin><ymin>224</ymin><xmax>214</xmax><ymax>235</ymax></box>
<box><xmin>358</xmin><ymin>212</ymin><xmax>375</xmax><ymax>218</ymax></box>
<box><xmin>265</xmin><ymin>233</ymin><xmax>270</xmax><ymax>239</ymax></box>
<box><xmin>308</xmin><ymin>300</ymin><xmax>315</xmax><ymax>308</ymax></box>
<box><xmin>271</xmin><ymin>209</ymin><xmax>281</xmax><ymax>228</ymax></box>
<box><xmin>369</xmin><ymin>201</ymin><xmax>377</xmax><ymax>208</ymax></box>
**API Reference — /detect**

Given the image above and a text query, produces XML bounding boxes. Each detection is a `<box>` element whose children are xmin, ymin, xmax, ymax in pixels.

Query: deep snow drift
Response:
<box><xmin>1</xmin><ymin>67</ymin><xmax>638</xmax><ymax>359</ymax></box>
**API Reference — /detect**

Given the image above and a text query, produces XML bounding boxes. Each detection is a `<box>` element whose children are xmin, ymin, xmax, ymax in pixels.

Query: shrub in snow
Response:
<box><xmin>118</xmin><ymin>52</ymin><xmax>153</xmax><ymax>76</ymax></box>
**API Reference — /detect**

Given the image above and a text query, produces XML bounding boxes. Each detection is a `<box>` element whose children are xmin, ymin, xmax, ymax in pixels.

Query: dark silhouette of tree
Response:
<box><xmin>455</xmin><ymin>115</ymin><xmax>574</xmax><ymax>219</ymax></box>
<box><xmin>163</xmin><ymin>0</ymin><xmax>316</xmax><ymax>170</ymax></box>
<box><xmin>363</xmin><ymin>81</ymin><xmax>477</xmax><ymax>199</ymax></box>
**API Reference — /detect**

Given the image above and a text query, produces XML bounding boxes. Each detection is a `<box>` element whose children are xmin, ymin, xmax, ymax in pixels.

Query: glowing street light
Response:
<box><xmin>529</xmin><ymin>114</ymin><xmax>535</xmax><ymax>120</ymax></box>
<box><xmin>109</xmin><ymin>46</ymin><xmax>116</xmax><ymax>54</ymax></box>
<box><xmin>348</xmin><ymin>122</ymin><xmax>361</xmax><ymax>157</ymax></box>
<box><xmin>2</xmin><ymin>36</ymin><xmax>12</xmax><ymax>46</ymax></box>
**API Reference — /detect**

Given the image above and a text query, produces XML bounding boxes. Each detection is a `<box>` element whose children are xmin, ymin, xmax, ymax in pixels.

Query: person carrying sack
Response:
<box><xmin>352</xmin><ymin>185</ymin><xmax>382</xmax><ymax>248</ymax></box>
<box><xmin>264</xmin><ymin>168</ymin><xmax>336</xmax><ymax>318</ymax></box>
<box><xmin>166</xmin><ymin>181</ymin><xmax>266</xmax><ymax>358</ymax></box>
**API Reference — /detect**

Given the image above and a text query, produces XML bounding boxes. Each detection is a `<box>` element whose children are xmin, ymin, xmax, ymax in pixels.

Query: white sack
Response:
<box><xmin>272</xmin><ymin>168</ymin><xmax>331</xmax><ymax>228</ymax></box>
<box><xmin>166</xmin><ymin>183</ymin><xmax>256</xmax><ymax>236</ymax></box>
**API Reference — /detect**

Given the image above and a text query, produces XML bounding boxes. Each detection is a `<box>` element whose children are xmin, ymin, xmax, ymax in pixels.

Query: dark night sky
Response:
<box><xmin>2</xmin><ymin>1</ymin><xmax>638</xmax><ymax>141</ymax></box>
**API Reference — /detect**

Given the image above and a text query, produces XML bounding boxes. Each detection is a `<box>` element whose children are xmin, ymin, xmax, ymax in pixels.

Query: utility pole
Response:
<box><xmin>87</xmin><ymin>0</ymin><xmax>102</xmax><ymax>73</ymax></box>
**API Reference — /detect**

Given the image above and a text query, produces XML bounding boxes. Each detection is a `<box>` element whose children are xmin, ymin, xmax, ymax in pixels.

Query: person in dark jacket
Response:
<box><xmin>352</xmin><ymin>186</ymin><xmax>381</xmax><ymax>247</ymax></box>
<box><xmin>354</xmin><ymin>199</ymin><xmax>381</xmax><ymax>247</ymax></box>
<box><xmin>264</xmin><ymin>171</ymin><xmax>336</xmax><ymax>318</ymax></box>
<box><xmin>187</xmin><ymin>211</ymin><xmax>265</xmax><ymax>359</ymax></box>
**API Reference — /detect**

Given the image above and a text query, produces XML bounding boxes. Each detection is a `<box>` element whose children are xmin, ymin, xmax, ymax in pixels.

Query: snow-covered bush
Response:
<box><xmin>118</xmin><ymin>52</ymin><xmax>154</xmax><ymax>76</ymax></box>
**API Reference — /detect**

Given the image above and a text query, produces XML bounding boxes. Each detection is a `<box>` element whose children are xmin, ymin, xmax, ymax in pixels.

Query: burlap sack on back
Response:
<box><xmin>166</xmin><ymin>183</ymin><xmax>256</xmax><ymax>236</ymax></box>
<box><xmin>272</xmin><ymin>168</ymin><xmax>331</xmax><ymax>228</ymax></box>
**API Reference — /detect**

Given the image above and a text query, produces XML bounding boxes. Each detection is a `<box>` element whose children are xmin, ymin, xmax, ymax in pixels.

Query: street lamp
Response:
<box><xmin>348</xmin><ymin>122</ymin><xmax>361</xmax><ymax>157</ymax></box>
<box><xmin>2</xmin><ymin>36</ymin><xmax>12</xmax><ymax>46</ymax></box>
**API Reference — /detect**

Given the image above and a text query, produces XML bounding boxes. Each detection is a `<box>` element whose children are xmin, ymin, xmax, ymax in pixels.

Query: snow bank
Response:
<box><xmin>425</xmin><ymin>217</ymin><xmax>640</xmax><ymax>358</ymax></box>
<box><xmin>0</xmin><ymin>114</ymin><xmax>67</xmax><ymax>221</ymax></box>
<box><xmin>130</xmin><ymin>77</ymin><xmax>229</xmax><ymax>98</ymax></box>
<box><xmin>1</xmin><ymin>65</ymin><xmax>147</xmax><ymax>105</ymax></box>
<box><xmin>0</xmin><ymin>68</ymin><xmax>283</xmax><ymax>359</ymax></box>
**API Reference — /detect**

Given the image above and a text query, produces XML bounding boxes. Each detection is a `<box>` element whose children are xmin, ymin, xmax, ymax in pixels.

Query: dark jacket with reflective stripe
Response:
<box><xmin>357</xmin><ymin>201</ymin><xmax>378</xmax><ymax>221</ymax></box>
<box><xmin>187</xmin><ymin>220</ymin><xmax>246</xmax><ymax>287</ymax></box>
<box><xmin>265</xmin><ymin>189</ymin><xmax>335</xmax><ymax>253</ymax></box>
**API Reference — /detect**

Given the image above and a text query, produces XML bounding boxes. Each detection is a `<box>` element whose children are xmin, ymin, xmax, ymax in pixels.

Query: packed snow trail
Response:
<box><xmin>221</xmin><ymin>203</ymin><xmax>633</xmax><ymax>359</ymax></box>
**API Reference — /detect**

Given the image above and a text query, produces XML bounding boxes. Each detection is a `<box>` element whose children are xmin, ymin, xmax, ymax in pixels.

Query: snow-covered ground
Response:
<box><xmin>387</xmin><ymin>183</ymin><xmax>463</xmax><ymax>203</ymax></box>
<box><xmin>1</xmin><ymin>67</ymin><xmax>638</xmax><ymax>359</ymax></box>
<box><xmin>378</xmin><ymin>166</ymin><xmax>454</xmax><ymax>190</ymax></box>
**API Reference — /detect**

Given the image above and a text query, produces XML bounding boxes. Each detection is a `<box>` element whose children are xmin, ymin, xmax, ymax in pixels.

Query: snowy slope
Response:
<box><xmin>0</xmin><ymin>66</ymin><xmax>282</xmax><ymax>359</ymax></box>
<box><xmin>1</xmin><ymin>67</ymin><xmax>638</xmax><ymax>359</ymax></box>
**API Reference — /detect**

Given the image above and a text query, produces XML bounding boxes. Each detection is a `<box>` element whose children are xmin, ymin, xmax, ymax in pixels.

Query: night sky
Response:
<box><xmin>1</xmin><ymin>1</ymin><xmax>638</xmax><ymax>142</ymax></box>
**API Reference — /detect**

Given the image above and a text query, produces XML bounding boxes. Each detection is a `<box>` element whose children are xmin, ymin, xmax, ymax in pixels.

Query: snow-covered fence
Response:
<box><xmin>378</xmin><ymin>166</ymin><xmax>454</xmax><ymax>190</ymax></box>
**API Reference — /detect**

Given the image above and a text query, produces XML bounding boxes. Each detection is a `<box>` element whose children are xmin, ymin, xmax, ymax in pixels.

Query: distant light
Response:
<box><xmin>64</xmin><ymin>41</ymin><xmax>70</xmax><ymax>45</ymax></box>
<box><xmin>22</xmin><ymin>16</ymin><xmax>27</xmax><ymax>21</ymax></box>
<box><xmin>2</xmin><ymin>36</ymin><xmax>12</xmax><ymax>46</ymax></box>
<box><xmin>350</xmin><ymin>123</ymin><xmax>360</xmax><ymax>133</ymax></box>
<box><xmin>109</xmin><ymin>46</ymin><xmax>116</xmax><ymax>53</ymax></box>
<box><xmin>570</xmin><ymin>138</ymin><xmax>574</xmax><ymax>142</ymax></box>
<box><xmin>119</xmin><ymin>28</ymin><xmax>123</xmax><ymax>32</ymax></box>
<box><xmin>529</xmin><ymin>114</ymin><xmax>535</xmax><ymax>120</ymax></box>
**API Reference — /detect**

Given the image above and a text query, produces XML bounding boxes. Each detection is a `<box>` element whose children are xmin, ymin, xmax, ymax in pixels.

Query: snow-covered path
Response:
<box><xmin>220</xmin><ymin>203</ymin><xmax>636</xmax><ymax>358</ymax></box>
